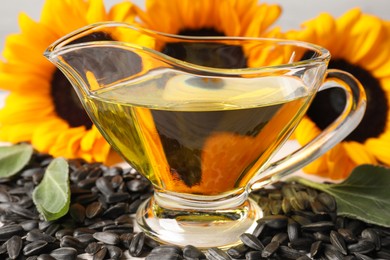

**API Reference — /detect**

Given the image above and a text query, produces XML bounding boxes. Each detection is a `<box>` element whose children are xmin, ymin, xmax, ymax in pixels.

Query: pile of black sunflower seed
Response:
<box><xmin>0</xmin><ymin>150</ymin><xmax>390</xmax><ymax>260</ymax></box>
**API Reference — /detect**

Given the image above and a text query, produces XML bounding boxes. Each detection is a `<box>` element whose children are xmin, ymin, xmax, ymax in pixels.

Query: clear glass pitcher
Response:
<box><xmin>44</xmin><ymin>22</ymin><xmax>366</xmax><ymax>248</ymax></box>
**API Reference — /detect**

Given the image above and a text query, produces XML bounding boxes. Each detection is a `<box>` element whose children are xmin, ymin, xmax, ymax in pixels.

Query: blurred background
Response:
<box><xmin>1</xmin><ymin>0</ymin><xmax>390</xmax><ymax>52</ymax></box>
<box><xmin>1</xmin><ymin>0</ymin><xmax>389</xmax><ymax>105</ymax></box>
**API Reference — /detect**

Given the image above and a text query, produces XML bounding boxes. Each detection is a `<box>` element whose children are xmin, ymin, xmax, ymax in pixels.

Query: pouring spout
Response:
<box><xmin>44</xmin><ymin>23</ymin><xmax>149</xmax><ymax>97</ymax></box>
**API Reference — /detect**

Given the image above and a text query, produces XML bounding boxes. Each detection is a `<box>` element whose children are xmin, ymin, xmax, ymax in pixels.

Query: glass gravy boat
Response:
<box><xmin>44</xmin><ymin>22</ymin><xmax>366</xmax><ymax>249</ymax></box>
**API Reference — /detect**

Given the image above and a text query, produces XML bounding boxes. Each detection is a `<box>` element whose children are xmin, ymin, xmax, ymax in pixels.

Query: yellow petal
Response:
<box><xmin>0</xmin><ymin>123</ymin><xmax>40</xmax><ymax>143</ymax></box>
<box><xmin>365</xmin><ymin>137</ymin><xmax>390</xmax><ymax>164</ymax></box>
<box><xmin>0</xmin><ymin>93</ymin><xmax>53</xmax><ymax>123</ymax></box>
<box><xmin>86</xmin><ymin>0</ymin><xmax>107</xmax><ymax>24</ymax></box>
<box><xmin>49</xmin><ymin>126</ymin><xmax>86</xmax><ymax>159</ymax></box>
<box><xmin>31</xmin><ymin>119</ymin><xmax>69</xmax><ymax>152</ymax></box>
<box><xmin>0</xmin><ymin>72</ymin><xmax>51</xmax><ymax>92</ymax></box>
<box><xmin>108</xmin><ymin>2</ymin><xmax>137</xmax><ymax>23</ymax></box>
<box><xmin>342</xmin><ymin>141</ymin><xmax>377</xmax><ymax>165</ymax></box>
<box><xmin>326</xmin><ymin>144</ymin><xmax>356</xmax><ymax>179</ymax></box>
<box><xmin>18</xmin><ymin>13</ymin><xmax>58</xmax><ymax>51</ymax></box>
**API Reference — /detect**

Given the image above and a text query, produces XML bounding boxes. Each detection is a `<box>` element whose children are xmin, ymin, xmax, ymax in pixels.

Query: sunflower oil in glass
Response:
<box><xmin>84</xmin><ymin>72</ymin><xmax>310</xmax><ymax>196</ymax></box>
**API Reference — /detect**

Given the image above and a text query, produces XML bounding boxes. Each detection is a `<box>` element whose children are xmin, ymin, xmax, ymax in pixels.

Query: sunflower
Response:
<box><xmin>0</xmin><ymin>0</ymin><xmax>137</xmax><ymax>164</ymax></box>
<box><xmin>133</xmin><ymin>0</ymin><xmax>281</xmax><ymax>37</ymax></box>
<box><xmin>131</xmin><ymin>0</ymin><xmax>282</xmax><ymax>65</ymax></box>
<box><xmin>288</xmin><ymin>8</ymin><xmax>390</xmax><ymax>179</ymax></box>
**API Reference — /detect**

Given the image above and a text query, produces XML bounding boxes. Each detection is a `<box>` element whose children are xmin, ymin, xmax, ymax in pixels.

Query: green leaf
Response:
<box><xmin>0</xmin><ymin>143</ymin><xmax>34</xmax><ymax>178</ymax></box>
<box><xmin>32</xmin><ymin>157</ymin><xmax>70</xmax><ymax>221</ymax></box>
<box><xmin>292</xmin><ymin>164</ymin><xmax>390</xmax><ymax>227</ymax></box>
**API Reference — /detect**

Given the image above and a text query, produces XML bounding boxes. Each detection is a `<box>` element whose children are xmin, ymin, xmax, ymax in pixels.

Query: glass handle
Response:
<box><xmin>249</xmin><ymin>69</ymin><xmax>367</xmax><ymax>192</ymax></box>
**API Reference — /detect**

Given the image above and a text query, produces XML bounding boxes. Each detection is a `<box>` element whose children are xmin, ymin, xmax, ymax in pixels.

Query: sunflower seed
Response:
<box><xmin>278</xmin><ymin>245</ymin><xmax>306</xmax><ymax>259</ymax></box>
<box><xmin>88</xmin><ymin>220</ymin><xmax>115</xmax><ymax>230</ymax></box>
<box><xmin>361</xmin><ymin>228</ymin><xmax>381</xmax><ymax>250</ymax></box>
<box><xmin>291</xmin><ymin>215</ymin><xmax>312</xmax><ymax>226</ymax></box>
<box><xmin>105</xmin><ymin>192</ymin><xmax>131</xmax><ymax>204</ymax></box>
<box><xmin>94</xmin><ymin>246</ymin><xmax>107</xmax><ymax>260</ymax></box>
<box><xmin>348</xmin><ymin>240</ymin><xmax>375</xmax><ymax>254</ymax></box>
<box><xmin>126</xmin><ymin>179</ymin><xmax>149</xmax><ymax>192</ymax></box>
<box><xmin>45</xmin><ymin>223</ymin><xmax>61</xmax><ymax>236</ymax></box>
<box><xmin>69</xmin><ymin>203</ymin><xmax>86</xmax><ymax>223</ymax></box>
<box><xmin>310</xmin><ymin>199</ymin><xmax>329</xmax><ymax>214</ymax></box>
<box><xmin>102</xmin><ymin>203</ymin><xmax>127</xmax><ymax>219</ymax></box>
<box><xmin>74</xmin><ymin>193</ymin><xmax>98</xmax><ymax>205</ymax></box>
<box><xmin>20</xmin><ymin>220</ymin><xmax>39</xmax><ymax>231</ymax></box>
<box><xmin>6</xmin><ymin>235</ymin><xmax>22</xmax><ymax>259</ymax></box>
<box><xmin>26</xmin><ymin>229</ymin><xmax>56</xmax><ymax>243</ymax></box>
<box><xmin>23</xmin><ymin>240</ymin><xmax>49</xmax><ymax>256</ymax></box>
<box><xmin>240</xmin><ymin>233</ymin><xmax>264</xmax><ymax>250</ymax></box>
<box><xmin>262</xmin><ymin>241</ymin><xmax>279</xmax><ymax>258</ymax></box>
<box><xmin>74</xmin><ymin>234</ymin><xmax>94</xmax><ymax>244</ymax></box>
<box><xmin>376</xmin><ymin>249</ymin><xmax>390</xmax><ymax>259</ymax></box>
<box><xmin>149</xmin><ymin>245</ymin><xmax>183</xmax><ymax>258</ymax></box>
<box><xmin>207</xmin><ymin>247</ymin><xmax>230</xmax><ymax>260</ymax></box>
<box><xmin>353</xmin><ymin>252</ymin><xmax>374</xmax><ymax>260</ymax></box>
<box><xmin>129</xmin><ymin>232</ymin><xmax>145</xmax><ymax>257</ymax></box>
<box><xmin>106</xmin><ymin>245</ymin><xmax>123</xmax><ymax>260</ymax></box>
<box><xmin>103</xmin><ymin>224</ymin><xmax>133</xmax><ymax>234</ymax></box>
<box><xmin>0</xmin><ymin>190</ymin><xmax>11</xmax><ymax>202</ymax></box>
<box><xmin>381</xmin><ymin>237</ymin><xmax>390</xmax><ymax>247</ymax></box>
<box><xmin>258</xmin><ymin>215</ymin><xmax>288</xmax><ymax>229</ymax></box>
<box><xmin>54</xmin><ymin>228</ymin><xmax>73</xmax><ymax>240</ymax></box>
<box><xmin>0</xmin><ymin>242</ymin><xmax>7</xmax><ymax>254</ymax></box>
<box><xmin>301</xmin><ymin>221</ymin><xmax>334</xmax><ymax>232</ymax></box>
<box><xmin>85</xmin><ymin>242</ymin><xmax>101</xmax><ymax>255</ymax></box>
<box><xmin>105</xmin><ymin>166</ymin><xmax>123</xmax><ymax>176</ymax></box>
<box><xmin>313</xmin><ymin>232</ymin><xmax>330</xmax><ymax>243</ymax></box>
<box><xmin>38</xmin><ymin>221</ymin><xmax>53</xmax><ymax>231</ymax></box>
<box><xmin>346</xmin><ymin>220</ymin><xmax>366</xmax><ymax>236</ymax></box>
<box><xmin>183</xmin><ymin>245</ymin><xmax>206</xmax><ymax>260</ymax></box>
<box><xmin>95</xmin><ymin>177</ymin><xmax>114</xmax><ymax>196</ymax></box>
<box><xmin>146</xmin><ymin>252</ymin><xmax>182</xmax><ymax>260</ymax></box>
<box><xmin>0</xmin><ymin>224</ymin><xmax>23</xmax><ymax>241</ymax></box>
<box><xmin>290</xmin><ymin>197</ymin><xmax>306</xmax><ymax>211</ymax></box>
<box><xmin>245</xmin><ymin>250</ymin><xmax>263</xmax><ymax>260</ymax></box>
<box><xmin>282</xmin><ymin>197</ymin><xmax>292</xmax><ymax>214</ymax></box>
<box><xmin>120</xmin><ymin>233</ymin><xmax>135</xmax><ymax>248</ymax></box>
<box><xmin>271</xmin><ymin>232</ymin><xmax>288</xmax><ymax>244</ymax></box>
<box><xmin>338</xmin><ymin>228</ymin><xmax>358</xmax><ymax>243</ymax></box>
<box><xmin>10</xmin><ymin>204</ymin><xmax>36</xmax><ymax>219</ymax></box>
<box><xmin>60</xmin><ymin>235</ymin><xmax>84</xmax><ymax>249</ymax></box>
<box><xmin>310</xmin><ymin>240</ymin><xmax>322</xmax><ymax>258</ymax></box>
<box><xmin>226</xmin><ymin>244</ymin><xmax>248</xmax><ymax>258</ymax></box>
<box><xmin>323</xmin><ymin>244</ymin><xmax>344</xmax><ymax>260</ymax></box>
<box><xmin>73</xmin><ymin>227</ymin><xmax>95</xmax><ymax>236</ymax></box>
<box><xmin>49</xmin><ymin>247</ymin><xmax>77</xmax><ymax>260</ymax></box>
<box><xmin>330</xmin><ymin>230</ymin><xmax>348</xmax><ymax>255</ymax></box>
<box><xmin>287</xmin><ymin>220</ymin><xmax>300</xmax><ymax>241</ymax></box>
<box><xmin>252</xmin><ymin>222</ymin><xmax>266</xmax><ymax>238</ymax></box>
<box><xmin>37</xmin><ymin>254</ymin><xmax>56</xmax><ymax>260</ymax></box>
<box><xmin>128</xmin><ymin>199</ymin><xmax>143</xmax><ymax>214</ymax></box>
<box><xmin>78</xmin><ymin>177</ymin><xmax>99</xmax><ymax>189</ymax></box>
<box><xmin>92</xmin><ymin>231</ymin><xmax>120</xmax><ymax>245</ymax></box>
<box><xmin>269</xmin><ymin>199</ymin><xmax>282</xmax><ymax>215</ymax></box>
<box><xmin>317</xmin><ymin>192</ymin><xmax>336</xmax><ymax>212</ymax></box>
<box><xmin>288</xmin><ymin>238</ymin><xmax>313</xmax><ymax>251</ymax></box>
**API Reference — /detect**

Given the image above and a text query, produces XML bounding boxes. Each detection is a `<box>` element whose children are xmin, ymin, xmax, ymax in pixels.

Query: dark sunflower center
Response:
<box><xmin>161</xmin><ymin>28</ymin><xmax>247</xmax><ymax>69</ymax></box>
<box><xmin>307</xmin><ymin>58</ymin><xmax>388</xmax><ymax>143</ymax></box>
<box><xmin>50</xmin><ymin>32</ymin><xmax>113</xmax><ymax>129</ymax></box>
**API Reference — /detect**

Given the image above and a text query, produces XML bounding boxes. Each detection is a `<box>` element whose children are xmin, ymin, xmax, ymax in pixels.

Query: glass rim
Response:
<box><xmin>45</xmin><ymin>22</ymin><xmax>331</xmax><ymax>76</ymax></box>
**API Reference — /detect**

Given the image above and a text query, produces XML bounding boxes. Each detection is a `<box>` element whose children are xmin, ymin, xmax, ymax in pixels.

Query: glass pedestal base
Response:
<box><xmin>136</xmin><ymin>191</ymin><xmax>263</xmax><ymax>249</ymax></box>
